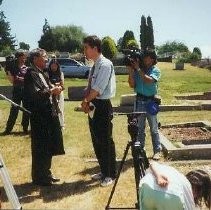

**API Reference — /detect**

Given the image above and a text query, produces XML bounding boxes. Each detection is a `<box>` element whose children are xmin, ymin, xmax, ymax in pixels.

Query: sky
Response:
<box><xmin>1</xmin><ymin>0</ymin><xmax>211</xmax><ymax>57</ymax></box>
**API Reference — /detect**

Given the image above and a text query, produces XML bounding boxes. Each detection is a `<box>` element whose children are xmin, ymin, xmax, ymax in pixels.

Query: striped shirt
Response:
<box><xmin>90</xmin><ymin>54</ymin><xmax>116</xmax><ymax>99</ymax></box>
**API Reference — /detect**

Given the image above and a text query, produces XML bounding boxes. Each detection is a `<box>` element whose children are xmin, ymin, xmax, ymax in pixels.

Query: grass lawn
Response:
<box><xmin>0</xmin><ymin>62</ymin><xmax>211</xmax><ymax>209</ymax></box>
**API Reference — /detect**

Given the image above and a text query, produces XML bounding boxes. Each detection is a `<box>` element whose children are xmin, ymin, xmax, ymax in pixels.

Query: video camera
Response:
<box><xmin>123</xmin><ymin>48</ymin><xmax>144</xmax><ymax>68</ymax></box>
<box><xmin>5</xmin><ymin>55</ymin><xmax>17</xmax><ymax>74</ymax></box>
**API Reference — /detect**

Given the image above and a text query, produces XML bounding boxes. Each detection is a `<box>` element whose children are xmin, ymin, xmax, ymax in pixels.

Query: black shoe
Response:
<box><xmin>51</xmin><ymin>176</ymin><xmax>60</xmax><ymax>183</ymax></box>
<box><xmin>32</xmin><ymin>180</ymin><xmax>52</xmax><ymax>186</ymax></box>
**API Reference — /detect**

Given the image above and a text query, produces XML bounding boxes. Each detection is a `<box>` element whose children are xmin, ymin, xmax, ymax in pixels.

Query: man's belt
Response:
<box><xmin>136</xmin><ymin>93</ymin><xmax>154</xmax><ymax>100</ymax></box>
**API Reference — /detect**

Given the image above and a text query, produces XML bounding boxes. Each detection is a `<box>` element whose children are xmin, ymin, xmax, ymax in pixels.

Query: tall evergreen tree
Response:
<box><xmin>38</xmin><ymin>19</ymin><xmax>56</xmax><ymax>51</ymax></box>
<box><xmin>140</xmin><ymin>15</ymin><xmax>147</xmax><ymax>50</ymax></box>
<box><xmin>43</xmin><ymin>18</ymin><xmax>50</xmax><ymax>34</ymax></box>
<box><xmin>140</xmin><ymin>15</ymin><xmax>155</xmax><ymax>50</ymax></box>
<box><xmin>0</xmin><ymin>0</ymin><xmax>16</xmax><ymax>53</ymax></box>
<box><xmin>147</xmin><ymin>16</ymin><xmax>154</xmax><ymax>49</ymax></box>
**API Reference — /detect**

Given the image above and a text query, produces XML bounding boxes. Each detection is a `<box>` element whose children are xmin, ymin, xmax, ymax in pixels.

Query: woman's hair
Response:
<box><xmin>15</xmin><ymin>50</ymin><xmax>26</xmax><ymax>58</ymax></box>
<box><xmin>186</xmin><ymin>169</ymin><xmax>211</xmax><ymax>209</ymax></box>
<box><xmin>48</xmin><ymin>59</ymin><xmax>61</xmax><ymax>78</ymax></box>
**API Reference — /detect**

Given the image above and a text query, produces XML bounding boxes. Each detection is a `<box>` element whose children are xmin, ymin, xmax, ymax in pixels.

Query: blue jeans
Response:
<box><xmin>134</xmin><ymin>98</ymin><xmax>161</xmax><ymax>154</ymax></box>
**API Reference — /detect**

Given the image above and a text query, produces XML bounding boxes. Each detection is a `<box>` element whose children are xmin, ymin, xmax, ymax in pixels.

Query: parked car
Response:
<box><xmin>49</xmin><ymin>58</ymin><xmax>91</xmax><ymax>78</ymax></box>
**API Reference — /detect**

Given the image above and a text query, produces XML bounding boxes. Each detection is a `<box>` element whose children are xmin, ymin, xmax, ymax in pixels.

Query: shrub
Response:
<box><xmin>102</xmin><ymin>36</ymin><xmax>118</xmax><ymax>60</ymax></box>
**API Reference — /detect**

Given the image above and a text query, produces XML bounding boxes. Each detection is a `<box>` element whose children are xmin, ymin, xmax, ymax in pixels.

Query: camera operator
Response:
<box><xmin>81</xmin><ymin>35</ymin><xmax>116</xmax><ymax>187</ymax></box>
<box><xmin>127</xmin><ymin>50</ymin><xmax>162</xmax><ymax>160</ymax></box>
<box><xmin>2</xmin><ymin>51</ymin><xmax>30</xmax><ymax>135</ymax></box>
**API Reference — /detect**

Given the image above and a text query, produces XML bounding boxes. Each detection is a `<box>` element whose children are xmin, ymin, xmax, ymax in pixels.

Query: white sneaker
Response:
<box><xmin>100</xmin><ymin>177</ymin><xmax>113</xmax><ymax>187</ymax></box>
<box><xmin>91</xmin><ymin>173</ymin><xmax>103</xmax><ymax>180</ymax></box>
<box><xmin>153</xmin><ymin>152</ymin><xmax>161</xmax><ymax>160</ymax></box>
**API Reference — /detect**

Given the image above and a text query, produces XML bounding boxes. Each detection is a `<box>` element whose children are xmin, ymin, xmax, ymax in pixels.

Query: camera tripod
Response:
<box><xmin>0</xmin><ymin>93</ymin><xmax>31</xmax><ymax>115</ymax></box>
<box><xmin>0</xmin><ymin>154</ymin><xmax>22</xmax><ymax>209</ymax></box>
<box><xmin>105</xmin><ymin>112</ymin><xmax>149</xmax><ymax>210</ymax></box>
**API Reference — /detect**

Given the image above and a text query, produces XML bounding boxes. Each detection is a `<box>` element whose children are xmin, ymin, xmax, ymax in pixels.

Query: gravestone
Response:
<box><xmin>174</xmin><ymin>62</ymin><xmax>184</xmax><ymax>70</ymax></box>
<box><xmin>68</xmin><ymin>86</ymin><xmax>86</xmax><ymax>101</ymax></box>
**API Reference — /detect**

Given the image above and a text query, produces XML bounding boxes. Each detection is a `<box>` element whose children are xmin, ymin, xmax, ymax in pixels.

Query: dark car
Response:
<box><xmin>50</xmin><ymin>58</ymin><xmax>91</xmax><ymax>78</ymax></box>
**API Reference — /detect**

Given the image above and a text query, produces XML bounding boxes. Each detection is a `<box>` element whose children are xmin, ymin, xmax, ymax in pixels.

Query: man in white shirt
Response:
<box><xmin>81</xmin><ymin>35</ymin><xmax>116</xmax><ymax>187</ymax></box>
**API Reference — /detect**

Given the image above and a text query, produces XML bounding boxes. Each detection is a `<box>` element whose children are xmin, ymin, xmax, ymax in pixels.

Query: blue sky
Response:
<box><xmin>1</xmin><ymin>0</ymin><xmax>211</xmax><ymax>57</ymax></box>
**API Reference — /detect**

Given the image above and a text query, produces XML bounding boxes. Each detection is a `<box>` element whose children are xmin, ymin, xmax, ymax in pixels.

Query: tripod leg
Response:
<box><xmin>131</xmin><ymin>144</ymin><xmax>149</xmax><ymax>210</ymax></box>
<box><xmin>0</xmin><ymin>154</ymin><xmax>22</xmax><ymax>210</ymax></box>
<box><xmin>131</xmin><ymin>148</ymin><xmax>141</xmax><ymax>209</ymax></box>
<box><xmin>105</xmin><ymin>142</ymin><xmax>131</xmax><ymax>210</ymax></box>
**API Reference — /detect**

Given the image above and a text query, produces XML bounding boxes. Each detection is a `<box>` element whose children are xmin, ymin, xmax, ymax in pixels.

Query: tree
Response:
<box><xmin>156</xmin><ymin>41</ymin><xmax>189</xmax><ymax>57</ymax></box>
<box><xmin>117</xmin><ymin>37</ymin><xmax>123</xmax><ymax>51</ymax></box>
<box><xmin>43</xmin><ymin>18</ymin><xmax>50</xmax><ymax>34</ymax></box>
<box><xmin>146</xmin><ymin>16</ymin><xmax>154</xmax><ymax>49</ymax></box>
<box><xmin>102</xmin><ymin>36</ymin><xmax>117</xmax><ymax>59</ymax></box>
<box><xmin>0</xmin><ymin>0</ymin><xmax>16</xmax><ymax>54</ymax></box>
<box><xmin>140</xmin><ymin>15</ymin><xmax>155</xmax><ymax>50</ymax></box>
<box><xmin>120</xmin><ymin>30</ymin><xmax>137</xmax><ymax>50</ymax></box>
<box><xmin>38</xmin><ymin>21</ymin><xmax>87</xmax><ymax>52</ymax></box>
<box><xmin>193</xmin><ymin>47</ymin><xmax>202</xmax><ymax>59</ymax></box>
<box><xmin>38</xmin><ymin>19</ymin><xmax>56</xmax><ymax>51</ymax></box>
<box><xmin>19</xmin><ymin>42</ymin><xmax>30</xmax><ymax>50</ymax></box>
<box><xmin>140</xmin><ymin>15</ymin><xmax>147</xmax><ymax>50</ymax></box>
<box><xmin>126</xmin><ymin>39</ymin><xmax>139</xmax><ymax>49</ymax></box>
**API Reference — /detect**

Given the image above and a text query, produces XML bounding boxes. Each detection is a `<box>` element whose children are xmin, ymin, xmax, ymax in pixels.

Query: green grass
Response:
<box><xmin>158</xmin><ymin>63</ymin><xmax>211</xmax><ymax>104</ymax></box>
<box><xmin>62</xmin><ymin>62</ymin><xmax>211</xmax><ymax>105</ymax></box>
<box><xmin>0</xmin><ymin>62</ymin><xmax>211</xmax><ymax>209</ymax></box>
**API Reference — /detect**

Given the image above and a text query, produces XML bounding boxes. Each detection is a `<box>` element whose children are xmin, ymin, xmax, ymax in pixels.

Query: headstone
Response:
<box><xmin>120</xmin><ymin>94</ymin><xmax>135</xmax><ymax>106</ymax></box>
<box><xmin>68</xmin><ymin>86</ymin><xmax>86</xmax><ymax>101</ymax></box>
<box><xmin>175</xmin><ymin>63</ymin><xmax>184</xmax><ymax>70</ymax></box>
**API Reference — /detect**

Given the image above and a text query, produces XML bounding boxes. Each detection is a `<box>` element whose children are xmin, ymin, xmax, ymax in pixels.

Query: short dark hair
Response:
<box><xmin>83</xmin><ymin>35</ymin><xmax>102</xmax><ymax>53</ymax></box>
<box><xmin>143</xmin><ymin>50</ymin><xmax>157</xmax><ymax>65</ymax></box>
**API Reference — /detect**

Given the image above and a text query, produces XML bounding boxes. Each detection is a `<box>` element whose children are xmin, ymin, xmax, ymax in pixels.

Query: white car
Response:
<box><xmin>51</xmin><ymin>58</ymin><xmax>91</xmax><ymax>78</ymax></box>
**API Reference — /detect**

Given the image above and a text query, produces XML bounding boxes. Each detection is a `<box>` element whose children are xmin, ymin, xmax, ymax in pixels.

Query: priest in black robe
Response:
<box><xmin>24</xmin><ymin>48</ymin><xmax>65</xmax><ymax>186</ymax></box>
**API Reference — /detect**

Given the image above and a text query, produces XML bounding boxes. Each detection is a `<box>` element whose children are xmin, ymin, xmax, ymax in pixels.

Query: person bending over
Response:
<box><xmin>139</xmin><ymin>161</ymin><xmax>211</xmax><ymax>210</ymax></box>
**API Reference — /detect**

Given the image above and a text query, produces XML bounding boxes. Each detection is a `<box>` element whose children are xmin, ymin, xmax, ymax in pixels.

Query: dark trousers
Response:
<box><xmin>88</xmin><ymin>99</ymin><xmax>116</xmax><ymax>178</ymax></box>
<box><xmin>30</xmin><ymin>114</ymin><xmax>52</xmax><ymax>182</ymax></box>
<box><xmin>31</xmin><ymin>151</ymin><xmax>52</xmax><ymax>182</ymax></box>
<box><xmin>5</xmin><ymin>86</ymin><xmax>29</xmax><ymax>132</ymax></box>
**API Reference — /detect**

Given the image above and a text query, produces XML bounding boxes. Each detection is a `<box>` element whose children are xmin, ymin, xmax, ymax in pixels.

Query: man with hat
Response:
<box><xmin>127</xmin><ymin>50</ymin><xmax>162</xmax><ymax>160</ymax></box>
<box><xmin>2</xmin><ymin>50</ymin><xmax>30</xmax><ymax>135</ymax></box>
